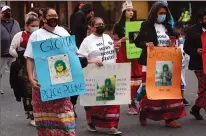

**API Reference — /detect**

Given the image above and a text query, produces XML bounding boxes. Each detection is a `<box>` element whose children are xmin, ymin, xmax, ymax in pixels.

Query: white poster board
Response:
<box><xmin>80</xmin><ymin>63</ymin><xmax>131</xmax><ymax>106</ymax></box>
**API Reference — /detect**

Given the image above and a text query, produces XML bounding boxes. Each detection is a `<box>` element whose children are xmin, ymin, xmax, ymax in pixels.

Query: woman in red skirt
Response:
<box><xmin>135</xmin><ymin>2</ymin><xmax>186</xmax><ymax>128</ymax></box>
<box><xmin>184</xmin><ymin>9</ymin><xmax>206</xmax><ymax>120</ymax></box>
<box><xmin>24</xmin><ymin>8</ymin><xmax>75</xmax><ymax>136</ymax></box>
<box><xmin>79</xmin><ymin>17</ymin><xmax>122</xmax><ymax>135</ymax></box>
<box><xmin>113</xmin><ymin>1</ymin><xmax>142</xmax><ymax>115</ymax></box>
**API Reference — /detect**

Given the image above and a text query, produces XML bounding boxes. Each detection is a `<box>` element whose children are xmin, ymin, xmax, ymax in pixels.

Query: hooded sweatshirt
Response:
<box><xmin>1</xmin><ymin>18</ymin><xmax>21</xmax><ymax>57</ymax></box>
<box><xmin>73</xmin><ymin>4</ymin><xmax>93</xmax><ymax>49</ymax></box>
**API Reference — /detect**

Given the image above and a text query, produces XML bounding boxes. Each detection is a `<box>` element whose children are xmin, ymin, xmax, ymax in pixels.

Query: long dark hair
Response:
<box><xmin>147</xmin><ymin>2</ymin><xmax>170</xmax><ymax>25</ymax></box>
<box><xmin>42</xmin><ymin>7</ymin><xmax>56</xmax><ymax>18</ymax></box>
<box><xmin>117</xmin><ymin>10</ymin><xmax>135</xmax><ymax>27</ymax></box>
<box><xmin>73</xmin><ymin>2</ymin><xmax>83</xmax><ymax>13</ymax></box>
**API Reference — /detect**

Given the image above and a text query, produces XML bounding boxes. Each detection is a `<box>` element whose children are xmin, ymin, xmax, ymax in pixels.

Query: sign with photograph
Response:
<box><xmin>32</xmin><ymin>36</ymin><xmax>86</xmax><ymax>101</ymax></box>
<box><xmin>125</xmin><ymin>21</ymin><xmax>143</xmax><ymax>59</ymax></box>
<box><xmin>80</xmin><ymin>63</ymin><xmax>131</xmax><ymax>106</ymax></box>
<box><xmin>146</xmin><ymin>47</ymin><xmax>182</xmax><ymax>100</ymax></box>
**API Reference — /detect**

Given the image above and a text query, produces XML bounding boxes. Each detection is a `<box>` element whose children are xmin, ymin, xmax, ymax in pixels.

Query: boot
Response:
<box><xmin>190</xmin><ymin>105</ymin><xmax>204</xmax><ymax>120</ymax></box>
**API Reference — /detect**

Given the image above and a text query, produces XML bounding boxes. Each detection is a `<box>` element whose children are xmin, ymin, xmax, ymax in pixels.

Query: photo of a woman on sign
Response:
<box><xmin>155</xmin><ymin>61</ymin><xmax>173</xmax><ymax>86</ymax></box>
<box><xmin>135</xmin><ymin>2</ymin><xmax>186</xmax><ymax>128</ymax></box>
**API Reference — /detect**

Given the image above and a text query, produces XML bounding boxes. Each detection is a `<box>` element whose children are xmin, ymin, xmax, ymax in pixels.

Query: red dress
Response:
<box><xmin>116</xmin><ymin>41</ymin><xmax>142</xmax><ymax>100</ymax></box>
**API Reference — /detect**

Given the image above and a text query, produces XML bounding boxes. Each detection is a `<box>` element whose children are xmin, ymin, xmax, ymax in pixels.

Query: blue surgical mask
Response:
<box><xmin>30</xmin><ymin>27</ymin><xmax>39</xmax><ymax>33</ymax></box>
<box><xmin>157</xmin><ymin>15</ymin><xmax>166</xmax><ymax>23</ymax></box>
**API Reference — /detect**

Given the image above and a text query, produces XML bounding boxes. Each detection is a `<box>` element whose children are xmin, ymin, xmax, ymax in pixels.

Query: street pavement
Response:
<box><xmin>1</xmin><ymin>70</ymin><xmax>206</xmax><ymax>136</ymax></box>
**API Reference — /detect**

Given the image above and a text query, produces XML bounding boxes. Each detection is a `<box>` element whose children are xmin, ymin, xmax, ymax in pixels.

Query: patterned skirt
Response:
<box><xmin>85</xmin><ymin>105</ymin><xmax>120</xmax><ymax>128</ymax></box>
<box><xmin>32</xmin><ymin>89</ymin><xmax>75</xmax><ymax>136</ymax></box>
<box><xmin>194</xmin><ymin>71</ymin><xmax>206</xmax><ymax>110</ymax></box>
<box><xmin>138</xmin><ymin>72</ymin><xmax>186</xmax><ymax>121</ymax></box>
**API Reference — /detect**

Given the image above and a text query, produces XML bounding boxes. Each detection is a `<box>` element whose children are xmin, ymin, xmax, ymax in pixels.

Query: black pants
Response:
<box><xmin>71</xmin><ymin>95</ymin><xmax>78</xmax><ymax>106</ymax></box>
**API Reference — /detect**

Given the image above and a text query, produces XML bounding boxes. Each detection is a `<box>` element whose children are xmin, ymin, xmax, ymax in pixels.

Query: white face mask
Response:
<box><xmin>30</xmin><ymin>27</ymin><xmax>39</xmax><ymax>33</ymax></box>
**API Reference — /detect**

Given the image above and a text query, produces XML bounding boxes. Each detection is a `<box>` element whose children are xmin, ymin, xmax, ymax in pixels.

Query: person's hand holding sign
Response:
<box><xmin>146</xmin><ymin>42</ymin><xmax>154</xmax><ymax>50</ymax></box>
<box><xmin>95</xmin><ymin>60</ymin><xmax>103</xmax><ymax>67</ymax></box>
<box><xmin>197</xmin><ymin>48</ymin><xmax>205</xmax><ymax>55</ymax></box>
<box><xmin>30</xmin><ymin>78</ymin><xmax>40</xmax><ymax>90</ymax></box>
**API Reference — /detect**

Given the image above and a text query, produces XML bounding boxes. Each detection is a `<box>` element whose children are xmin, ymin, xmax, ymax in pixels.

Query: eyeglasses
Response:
<box><xmin>94</xmin><ymin>23</ymin><xmax>105</xmax><ymax>27</ymax></box>
<box><xmin>46</xmin><ymin>14</ymin><xmax>58</xmax><ymax>18</ymax></box>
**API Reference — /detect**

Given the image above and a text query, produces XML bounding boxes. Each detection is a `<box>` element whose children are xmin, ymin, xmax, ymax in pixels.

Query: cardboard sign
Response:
<box><xmin>125</xmin><ymin>21</ymin><xmax>143</xmax><ymax>59</ymax></box>
<box><xmin>80</xmin><ymin>63</ymin><xmax>131</xmax><ymax>106</ymax></box>
<box><xmin>32</xmin><ymin>36</ymin><xmax>86</xmax><ymax>101</ymax></box>
<box><xmin>146</xmin><ymin>47</ymin><xmax>182</xmax><ymax>100</ymax></box>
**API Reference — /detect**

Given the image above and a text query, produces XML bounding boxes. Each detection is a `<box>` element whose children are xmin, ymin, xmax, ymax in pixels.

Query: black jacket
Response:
<box><xmin>184</xmin><ymin>23</ymin><xmax>203</xmax><ymax>70</ymax></box>
<box><xmin>73</xmin><ymin>4</ymin><xmax>92</xmax><ymax>49</ymax></box>
<box><xmin>135</xmin><ymin>21</ymin><xmax>175</xmax><ymax>66</ymax></box>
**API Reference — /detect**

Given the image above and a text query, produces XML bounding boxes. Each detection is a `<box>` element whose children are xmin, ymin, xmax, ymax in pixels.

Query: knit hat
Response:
<box><xmin>122</xmin><ymin>1</ymin><xmax>133</xmax><ymax>12</ymax></box>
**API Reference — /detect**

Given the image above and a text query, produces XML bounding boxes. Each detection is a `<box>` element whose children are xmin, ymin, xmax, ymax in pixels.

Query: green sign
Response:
<box><xmin>125</xmin><ymin>21</ymin><xmax>143</xmax><ymax>59</ymax></box>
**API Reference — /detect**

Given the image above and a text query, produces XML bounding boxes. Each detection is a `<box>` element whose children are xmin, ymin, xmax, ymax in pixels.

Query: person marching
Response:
<box><xmin>24</xmin><ymin>8</ymin><xmax>75</xmax><ymax>136</ymax></box>
<box><xmin>9</xmin><ymin>12</ymin><xmax>39</xmax><ymax>126</ymax></box>
<box><xmin>184</xmin><ymin>9</ymin><xmax>206</xmax><ymax>120</ymax></box>
<box><xmin>1</xmin><ymin>5</ymin><xmax>21</xmax><ymax>94</ymax></box>
<box><xmin>79</xmin><ymin>17</ymin><xmax>122</xmax><ymax>135</ymax></box>
<box><xmin>113</xmin><ymin>0</ymin><xmax>142</xmax><ymax>115</ymax></box>
<box><xmin>135</xmin><ymin>2</ymin><xmax>186</xmax><ymax>128</ymax></box>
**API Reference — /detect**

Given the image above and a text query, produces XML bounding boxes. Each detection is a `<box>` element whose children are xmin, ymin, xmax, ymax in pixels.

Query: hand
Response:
<box><xmin>30</xmin><ymin>78</ymin><xmax>40</xmax><ymax>90</ymax></box>
<box><xmin>197</xmin><ymin>48</ymin><xmax>204</xmax><ymax>55</ymax></box>
<box><xmin>95</xmin><ymin>60</ymin><xmax>103</xmax><ymax>67</ymax></box>
<box><xmin>146</xmin><ymin>42</ymin><xmax>154</xmax><ymax>50</ymax></box>
<box><xmin>120</xmin><ymin>37</ymin><xmax>128</xmax><ymax>42</ymax></box>
<box><xmin>114</xmin><ymin>40</ymin><xmax>121</xmax><ymax>49</ymax></box>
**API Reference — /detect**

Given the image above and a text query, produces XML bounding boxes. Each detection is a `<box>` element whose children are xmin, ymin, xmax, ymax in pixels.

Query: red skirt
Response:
<box><xmin>140</xmin><ymin>72</ymin><xmax>187</xmax><ymax>121</ymax></box>
<box><xmin>32</xmin><ymin>89</ymin><xmax>75</xmax><ymax>136</ymax></box>
<box><xmin>116</xmin><ymin>43</ymin><xmax>142</xmax><ymax>99</ymax></box>
<box><xmin>194</xmin><ymin>71</ymin><xmax>206</xmax><ymax>110</ymax></box>
<box><xmin>85</xmin><ymin>105</ymin><xmax>120</xmax><ymax>128</ymax></box>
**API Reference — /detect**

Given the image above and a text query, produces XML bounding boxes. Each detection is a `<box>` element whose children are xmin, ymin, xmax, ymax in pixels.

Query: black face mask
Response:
<box><xmin>46</xmin><ymin>18</ymin><xmax>58</xmax><ymax>28</ymax></box>
<box><xmin>4</xmin><ymin>12</ymin><xmax>11</xmax><ymax>18</ymax></box>
<box><xmin>95</xmin><ymin>26</ymin><xmax>105</xmax><ymax>35</ymax></box>
<box><xmin>202</xmin><ymin>23</ymin><xmax>206</xmax><ymax>29</ymax></box>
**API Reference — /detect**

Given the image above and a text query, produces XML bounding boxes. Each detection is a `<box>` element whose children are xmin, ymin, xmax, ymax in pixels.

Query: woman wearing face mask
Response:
<box><xmin>9</xmin><ymin>12</ymin><xmax>39</xmax><ymax>127</ymax></box>
<box><xmin>184</xmin><ymin>9</ymin><xmax>206</xmax><ymax>120</ymax></box>
<box><xmin>24</xmin><ymin>8</ymin><xmax>75</xmax><ymax>136</ymax></box>
<box><xmin>79</xmin><ymin>17</ymin><xmax>122</xmax><ymax>135</ymax></box>
<box><xmin>113</xmin><ymin>0</ymin><xmax>142</xmax><ymax>115</ymax></box>
<box><xmin>135</xmin><ymin>2</ymin><xmax>186</xmax><ymax>128</ymax></box>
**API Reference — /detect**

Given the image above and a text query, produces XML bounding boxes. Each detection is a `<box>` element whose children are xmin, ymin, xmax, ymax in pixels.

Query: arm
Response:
<box><xmin>134</xmin><ymin>22</ymin><xmax>147</xmax><ymax>49</ymax></box>
<box><xmin>26</xmin><ymin>57</ymin><xmax>34</xmax><ymax>81</ymax></box>
<box><xmin>183</xmin><ymin>30</ymin><xmax>199</xmax><ymax>56</ymax></box>
<box><xmin>9</xmin><ymin>32</ymin><xmax>22</xmax><ymax>58</ymax></box>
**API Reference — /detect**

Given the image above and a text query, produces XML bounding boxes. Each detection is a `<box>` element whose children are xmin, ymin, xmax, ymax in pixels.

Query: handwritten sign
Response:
<box><xmin>146</xmin><ymin>47</ymin><xmax>182</xmax><ymax>100</ymax></box>
<box><xmin>201</xmin><ymin>33</ymin><xmax>206</xmax><ymax>75</ymax></box>
<box><xmin>32</xmin><ymin>36</ymin><xmax>86</xmax><ymax>101</ymax></box>
<box><xmin>80</xmin><ymin>63</ymin><xmax>131</xmax><ymax>106</ymax></box>
<box><xmin>125</xmin><ymin>21</ymin><xmax>143</xmax><ymax>59</ymax></box>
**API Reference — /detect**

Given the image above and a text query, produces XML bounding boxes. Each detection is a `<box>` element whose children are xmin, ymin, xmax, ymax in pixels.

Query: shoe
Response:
<box><xmin>87</xmin><ymin>124</ymin><xmax>97</xmax><ymax>132</ymax></box>
<box><xmin>108</xmin><ymin>128</ymin><xmax>122</xmax><ymax>135</ymax></box>
<box><xmin>128</xmin><ymin>107</ymin><xmax>138</xmax><ymax>115</ymax></box>
<box><xmin>165</xmin><ymin>121</ymin><xmax>182</xmax><ymax>128</ymax></box>
<box><xmin>139</xmin><ymin>110</ymin><xmax>147</xmax><ymax>126</ymax></box>
<box><xmin>183</xmin><ymin>99</ymin><xmax>189</xmax><ymax>106</ymax></box>
<box><xmin>30</xmin><ymin>120</ymin><xmax>36</xmax><ymax>127</ymax></box>
<box><xmin>0</xmin><ymin>90</ymin><xmax>4</xmax><ymax>94</ymax></box>
<box><xmin>190</xmin><ymin>110</ymin><xmax>204</xmax><ymax>120</ymax></box>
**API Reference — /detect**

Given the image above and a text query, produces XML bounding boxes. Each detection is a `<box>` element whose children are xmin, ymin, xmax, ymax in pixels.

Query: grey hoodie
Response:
<box><xmin>1</xmin><ymin>18</ymin><xmax>20</xmax><ymax>57</ymax></box>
